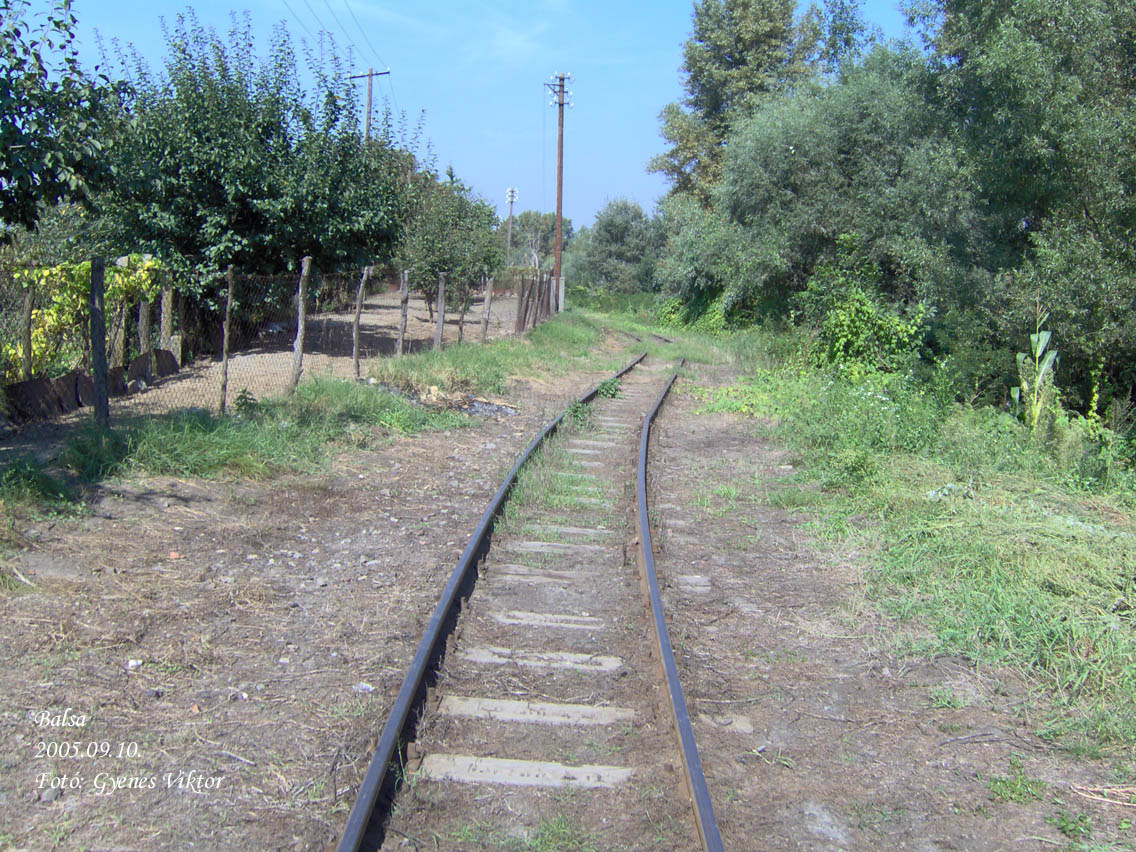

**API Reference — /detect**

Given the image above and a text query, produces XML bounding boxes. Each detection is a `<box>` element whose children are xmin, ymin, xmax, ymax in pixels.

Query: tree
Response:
<box><xmin>648</xmin><ymin>0</ymin><xmax>821</xmax><ymax>200</ymax></box>
<box><xmin>103</xmin><ymin>12</ymin><xmax>409</xmax><ymax>278</ymax></box>
<box><xmin>570</xmin><ymin>199</ymin><xmax>661</xmax><ymax>293</ymax></box>
<box><xmin>715</xmin><ymin>47</ymin><xmax>992</xmax><ymax>314</ymax></box>
<box><xmin>1</xmin><ymin>0</ymin><xmax>112</xmax><ymax>237</ymax></box>
<box><xmin>926</xmin><ymin>0</ymin><xmax>1136</xmax><ymax>407</ymax></box>
<box><xmin>504</xmin><ymin>211</ymin><xmax>573</xmax><ymax>271</ymax></box>
<box><xmin>398</xmin><ymin>175</ymin><xmax>501</xmax><ymax>314</ymax></box>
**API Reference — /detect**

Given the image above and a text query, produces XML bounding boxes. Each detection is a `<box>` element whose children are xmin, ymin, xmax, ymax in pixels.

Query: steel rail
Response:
<box><xmin>337</xmin><ymin>351</ymin><xmax>648</xmax><ymax>852</ymax></box>
<box><xmin>636</xmin><ymin>359</ymin><xmax>725</xmax><ymax>852</ymax></box>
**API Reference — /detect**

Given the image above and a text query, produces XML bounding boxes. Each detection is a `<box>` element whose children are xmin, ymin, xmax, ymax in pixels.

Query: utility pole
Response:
<box><xmin>348</xmin><ymin>67</ymin><xmax>391</xmax><ymax>142</ymax></box>
<box><xmin>546</xmin><ymin>72</ymin><xmax>571</xmax><ymax>311</ymax></box>
<box><xmin>504</xmin><ymin>187</ymin><xmax>517</xmax><ymax>263</ymax></box>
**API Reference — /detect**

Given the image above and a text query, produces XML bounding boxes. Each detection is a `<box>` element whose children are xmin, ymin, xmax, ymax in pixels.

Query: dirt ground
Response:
<box><xmin>1</xmin><ymin>288</ymin><xmax>520</xmax><ymax>461</ymax></box>
<box><xmin>649</xmin><ymin>362</ymin><xmax>1132</xmax><ymax>851</ymax></box>
<box><xmin>1</xmin><ymin>345</ymin><xmax>1131</xmax><ymax>851</ymax></box>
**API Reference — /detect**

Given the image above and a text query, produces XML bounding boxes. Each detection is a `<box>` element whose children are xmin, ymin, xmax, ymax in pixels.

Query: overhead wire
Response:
<box><xmin>321</xmin><ymin>0</ymin><xmax>362</xmax><ymax>63</ymax></box>
<box><xmin>280</xmin><ymin>0</ymin><xmax>318</xmax><ymax>44</ymax></box>
<box><xmin>341</xmin><ymin>0</ymin><xmax>401</xmax><ymax>118</ymax></box>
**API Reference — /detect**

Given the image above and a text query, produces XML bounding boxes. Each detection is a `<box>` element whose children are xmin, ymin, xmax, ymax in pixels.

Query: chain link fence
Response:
<box><xmin>1</xmin><ymin>259</ymin><xmax>531</xmax><ymax>437</ymax></box>
<box><xmin>1</xmin><ymin>260</ymin><xmax>391</xmax><ymax>432</ymax></box>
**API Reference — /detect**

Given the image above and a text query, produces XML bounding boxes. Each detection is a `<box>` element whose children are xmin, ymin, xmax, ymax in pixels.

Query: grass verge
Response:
<box><xmin>695</xmin><ymin>329</ymin><xmax>1136</xmax><ymax>750</ymax></box>
<box><xmin>0</xmin><ymin>378</ymin><xmax>466</xmax><ymax>557</ymax></box>
<box><xmin>369</xmin><ymin>310</ymin><xmax>610</xmax><ymax>396</ymax></box>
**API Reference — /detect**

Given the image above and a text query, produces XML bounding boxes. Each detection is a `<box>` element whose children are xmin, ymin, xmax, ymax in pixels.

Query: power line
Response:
<box><xmin>300</xmin><ymin>0</ymin><xmax>329</xmax><ymax>36</ymax></box>
<box><xmin>322</xmin><ymin>0</ymin><xmax>361</xmax><ymax>61</ymax></box>
<box><xmin>281</xmin><ymin>0</ymin><xmax>318</xmax><ymax>43</ymax></box>
<box><xmin>341</xmin><ymin>0</ymin><xmax>388</xmax><ymax>69</ymax></box>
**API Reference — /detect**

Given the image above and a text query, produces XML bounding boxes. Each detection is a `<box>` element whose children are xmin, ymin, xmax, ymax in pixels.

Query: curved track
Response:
<box><xmin>338</xmin><ymin>354</ymin><xmax>722</xmax><ymax>851</ymax></box>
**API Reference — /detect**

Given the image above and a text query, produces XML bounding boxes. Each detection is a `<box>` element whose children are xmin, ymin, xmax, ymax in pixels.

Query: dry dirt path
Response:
<box><xmin>0</xmin><ymin>352</ymin><xmax>616</xmax><ymax>852</ymax></box>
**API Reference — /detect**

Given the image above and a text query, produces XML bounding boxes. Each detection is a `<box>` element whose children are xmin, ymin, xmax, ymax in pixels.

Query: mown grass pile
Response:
<box><xmin>698</xmin><ymin>330</ymin><xmax>1136</xmax><ymax>750</ymax></box>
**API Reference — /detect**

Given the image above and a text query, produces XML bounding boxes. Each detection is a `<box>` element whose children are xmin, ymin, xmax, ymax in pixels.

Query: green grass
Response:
<box><xmin>60</xmin><ymin>378</ymin><xmax>468</xmax><ymax>481</ymax></box>
<box><xmin>498</xmin><ymin>419</ymin><xmax>612</xmax><ymax>530</ymax></box>
<box><xmin>693</xmin><ymin>328</ymin><xmax>1136</xmax><ymax>749</ymax></box>
<box><xmin>985</xmin><ymin>754</ymin><xmax>1047</xmax><ymax>803</ymax></box>
<box><xmin>370</xmin><ymin>310</ymin><xmax>607</xmax><ymax>396</ymax></box>
<box><xmin>0</xmin><ymin>378</ymin><xmax>467</xmax><ymax>551</ymax></box>
<box><xmin>452</xmin><ymin>816</ymin><xmax>602</xmax><ymax>852</ymax></box>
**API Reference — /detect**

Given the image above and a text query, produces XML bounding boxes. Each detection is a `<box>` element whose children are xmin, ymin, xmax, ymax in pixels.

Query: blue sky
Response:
<box><xmin>70</xmin><ymin>1</ymin><xmax>912</xmax><ymax>229</ymax></box>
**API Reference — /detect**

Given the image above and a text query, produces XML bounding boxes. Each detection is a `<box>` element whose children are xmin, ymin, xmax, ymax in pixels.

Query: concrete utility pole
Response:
<box><xmin>348</xmin><ymin>67</ymin><xmax>391</xmax><ymax>141</ymax></box>
<box><xmin>504</xmin><ymin>187</ymin><xmax>517</xmax><ymax>263</ymax></box>
<box><xmin>546</xmin><ymin>72</ymin><xmax>571</xmax><ymax>311</ymax></box>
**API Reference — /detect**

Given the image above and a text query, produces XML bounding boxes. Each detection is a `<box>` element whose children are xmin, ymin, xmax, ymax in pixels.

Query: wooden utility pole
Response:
<box><xmin>546</xmin><ymin>72</ymin><xmax>571</xmax><ymax>311</ymax></box>
<box><xmin>348</xmin><ymin>68</ymin><xmax>391</xmax><ymax>142</ymax></box>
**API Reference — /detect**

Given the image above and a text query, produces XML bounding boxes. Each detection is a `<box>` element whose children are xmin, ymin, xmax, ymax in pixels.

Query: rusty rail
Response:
<box><xmin>337</xmin><ymin>351</ymin><xmax>648</xmax><ymax>851</ymax></box>
<box><xmin>636</xmin><ymin>359</ymin><xmax>724</xmax><ymax>852</ymax></box>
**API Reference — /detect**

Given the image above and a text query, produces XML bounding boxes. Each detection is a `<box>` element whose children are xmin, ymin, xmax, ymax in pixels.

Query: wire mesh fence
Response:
<box><xmin>1</xmin><ymin>258</ymin><xmax>540</xmax><ymax>437</ymax></box>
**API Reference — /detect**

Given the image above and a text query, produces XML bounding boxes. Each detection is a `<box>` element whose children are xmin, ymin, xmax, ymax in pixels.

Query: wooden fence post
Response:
<box><xmin>111</xmin><ymin>301</ymin><xmax>126</xmax><ymax>368</ymax></box>
<box><xmin>515</xmin><ymin>274</ymin><xmax>530</xmax><ymax>334</ymax></box>
<box><xmin>139</xmin><ymin>298</ymin><xmax>153</xmax><ymax>375</ymax></box>
<box><xmin>219</xmin><ymin>265</ymin><xmax>234</xmax><ymax>415</ymax></box>
<box><xmin>397</xmin><ymin>270</ymin><xmax>409</xmax><ymax>356</ymax></box>
<box><xmin>89</xmin><ymin>258</ymin><xmax>110</xmax><ymax>430</ymax></box>
<box><xmin>288</xmin><ymin>256</ymin><xmax>312</xmax><ymax>393</ymax></box>
<box><xmin>433</xmin><ymin>272</ymin><xmax>446</xmax><ymax>351</ymax></box>
<box><xmin>352</xmin><ymin>264</ymin><xmax>371</xmax><ymax>378</ymax></box>
<box><xmin>480</xmin><ymin>275</ymin><xmax>495</xmax><ymax>343</ymax></box>
<box><xmin>159</xmin><ymin>285</ymin><xmax>173</xmax><ymax>352</ymax></box>
<box><xmin>20</xmin><ymin>282</ymin><xmax>34</xmax><ymax>379</ymax></box>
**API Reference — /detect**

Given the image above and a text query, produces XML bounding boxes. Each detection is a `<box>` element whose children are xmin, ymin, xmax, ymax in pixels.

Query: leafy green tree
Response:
<box><xmin>398</xmin><ymin>175</ymin><xmax>501</xmax><ymax>312</ymax></box>
<box><xmin>924</xmin><ymin>0</ymin><xmax>1136</xmax><ymax>408</ymax></box>
<box><xmin>715</xmin><ymin>47</ymin><xmax>992</xmax><ymax>315</ymax></box>
<box><xmin>1</xmin><ymin>0</ymin><xmax>112</xmax><ymax>237</ymax></box>
<box><xmin>103</xmin><ymin>13</ymin><xmax>408</xmax><ymax>278</ymax></box>
<box><xmin>569</xmin><ymin>199</ymin><xmax>661</xmax><ymax>293</ymax></box>
<box><xmin>649</xmin><ymin>0</ymin><xmax>821</xmax><ymax>199</ymax></box>
<box><xmin>503</xmin><ymin>210</ymin><xmax>573</xmax><ymax>270</ymax></box>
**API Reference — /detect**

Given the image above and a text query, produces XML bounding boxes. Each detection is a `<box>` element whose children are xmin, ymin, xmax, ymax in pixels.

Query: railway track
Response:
<box><xmin>339</xmin><ymin>354</ymin><xmax>722</xmax><ymax>851</ymax></box>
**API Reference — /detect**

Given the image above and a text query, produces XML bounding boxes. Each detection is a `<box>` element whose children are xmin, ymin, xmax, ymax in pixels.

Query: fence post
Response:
<box><xmin>20</xmin><ymin>281</ymin><xmax>34</xmax><ymax>379</ymax></box>
<box><xmin>433</xmin><ymin>272</ymin><xmax>445</xmax><ymax>351</ymax></box>
<box><xmin>558</xmin><ymin>276</ymin><xmax>565</xmax><ymax>313</ymax></box>
<box><xmin>89</xmin><ymin>258</ymin><xmax>110</xmax><ymax>430</ymax></box>
<box><xmin>139</xmin><ymin>298</ymin><xmax>153</xmax><ymax>375</ymax></box>
<box><xmin>480</xmin><ymin>275</ymin><xmax>494</xmax><ymax>343</ymax></box>
<box><xmin>352</xmin><ymin>264</ymin><xmax>371</xmax><ymax>378</ymax></box>
<box><xmin>397</xmin><ymin>270</ymin><xmax>409</xmax><ymax>356</ymax></box>
<box><xmin>288</xmin><ymin>256</ymin><xmax>312</xmax><ymax>393</ymax></box>
<box><xmin>514</xmin><ymin>274</ymin><xmax>529</xmax><ymax>334</ymax></box>
<box><xmin>219</xmin><ymin>265</ymin><xmax>234</xmax><ymax>415</ymax></box>
<box><xmin>159</xmin><ymin>285</ymin><xmax>173</xmax><ymax>352</ymax></box>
